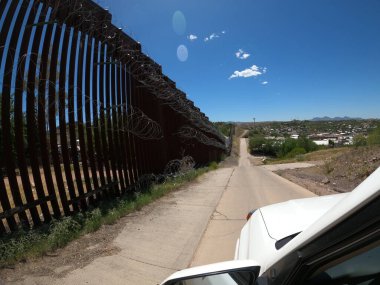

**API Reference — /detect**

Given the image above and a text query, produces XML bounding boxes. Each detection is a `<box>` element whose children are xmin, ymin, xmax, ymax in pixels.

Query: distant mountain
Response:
<box><xmin>311</xmin><ymin>116</ymin><xmax>363</xmax><ymax>122</ymax></box>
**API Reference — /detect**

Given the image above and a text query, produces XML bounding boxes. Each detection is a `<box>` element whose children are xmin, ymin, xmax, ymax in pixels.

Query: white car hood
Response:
<box><xmin>260</xmin><ymin>193</ymin><xmax>348</xmax><ymax>241</ymax></box>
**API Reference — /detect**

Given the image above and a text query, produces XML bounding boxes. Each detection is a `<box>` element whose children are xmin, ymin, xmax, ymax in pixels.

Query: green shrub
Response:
<box><xmin>248</xmin><ymin>128</ymin><xmax>264</xmax><ymax>136</ymax></box>
<box><xmin>285</xmin><ymin>147</ymin><xmax>306</xmax><ymax>158</ymax></box>
<box><xmin>47</xmin><ymin>217</ymin><xmax>82</xmax><ymax>248</ymax></box>
<box><xmin>248</xmin><ymin>135</ymin><xmax>278</xmax><ymax>156</ymax></box>
<box><xmin>249</xmin><ymin>135</ymin><xmax>266</xmax><ymax>151</ymax></box>
<box><xmin>214</xmin><ymin>122</ymin><xmax>233</xmax><ymax>137</ymax></box>
<box><xmin>353</xmin><ymin>134</ymin><xmax>367</xmax><ymax>147</ymax></box>
<box><xmin>277</xmin><ymin>137</ymin><xmax>317</xmax><ymax>158</ymax></box>
<box><xmin>297</xmin><ymin>136</ymin><xmax>318</xmax><ymax>152</ymax></box>
<box><xmin>367</xmin><ymin>125</ymin><xmax>380</xmax><ymax>145</ymax></box>
<box><xmin>277</xmin><ymin>138</ymin><xmax>297</xmax><ymax>157</ymax></box>
<box><xmin>209</xmin><ymin>161</ymin><xmax>218</xmax><ymax>170</ymax></box>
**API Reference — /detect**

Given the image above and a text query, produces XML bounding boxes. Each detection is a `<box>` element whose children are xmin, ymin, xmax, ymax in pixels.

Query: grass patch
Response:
<box><xmin>0</xmin><ymin>164</ymin><xmax>217</xmax><ymax>267</ymax></box>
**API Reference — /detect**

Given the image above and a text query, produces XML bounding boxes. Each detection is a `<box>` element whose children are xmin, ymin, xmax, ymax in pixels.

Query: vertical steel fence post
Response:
<box><xmin>75</xmin><ymin>32</ymin><xmax>91</xmax><ymax>208</ymax></box>
<box><xmin>47</xmin><ymin>21</ymin><xmax>72</xmax><ymax>215</ymax></box>
<box><xmin>84</xmin><ymin>36</ymin><xmax>100</xmax><ymax>201</ymax></box>
<box><xmin>1</xmin><ymin>1</ymin><xmax>32</xmax><ymax>227</ymax></box>
<box><xmin>91</xmin><ymin>40</ymin><xmax>107</xmax><ymax>195</ymax></box>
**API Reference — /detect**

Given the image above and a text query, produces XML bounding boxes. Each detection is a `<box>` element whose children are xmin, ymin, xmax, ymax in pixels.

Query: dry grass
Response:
<box><xmin>274</xmin><ymin>145</ymin><xmax>380</xmax><ymax>194</ymax></box>
<box><xmin>1</xmin><ymin>161</ymin><xmax>127</xmax><ymax>230</ymax></box>
<box><xmin>219</xmin><ymin>127</ymin><xmax>243</xmax><ymax>168</ymax></box>
<box><xmin>234</xmin><ymin>126</ymin><xmax>246</xmax><ymax>138</ymax></box>
<box><xmin>0</xmin><ymin>163</ymin><xmax>218</xmax><ymax>267</ymax></box>
<box><xmin>303</xmin><ymin>147</ymin><xmax>351</xmax><ymax>161</ymax></box>
<box><xmin>265</xmin><ymin>147</ymin><xmax>351</xmax><ymax>165</ymax></box>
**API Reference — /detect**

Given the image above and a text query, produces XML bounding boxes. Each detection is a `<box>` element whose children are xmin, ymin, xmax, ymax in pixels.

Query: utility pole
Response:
<box><xmin>253</xmin><ymin>117</ymin><xmax>256</xmax><ymax>129</ymax></box>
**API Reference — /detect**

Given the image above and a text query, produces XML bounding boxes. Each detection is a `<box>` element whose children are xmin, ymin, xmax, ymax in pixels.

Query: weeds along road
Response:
<box><xmin>3</xmin><ymin>166</ymin><xmax>235</xmax><ymax>284</ymax></box>
<box><xmin>2</xmin><ymin>139</ymin><xmax>314</xmax><ymax>285</ymax></box>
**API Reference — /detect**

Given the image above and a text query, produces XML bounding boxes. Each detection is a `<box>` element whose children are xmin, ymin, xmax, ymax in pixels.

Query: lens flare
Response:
<box><xmin>172</xmin><ymin>11</ymin><xmax>186</xmax><ymax>35</ymax></box>
<box><xmin>177</xmin><ymin>45</ymin><xmax>188</xmax><ymax>62</ymax></box>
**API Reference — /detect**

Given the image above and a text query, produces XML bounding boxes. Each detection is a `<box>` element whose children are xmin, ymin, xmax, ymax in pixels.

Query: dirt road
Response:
<box><xmin>191</xmin><ymin>138</ymin><xmax>315</xmax><ymax>266</ymax></box>
<box><xmin>1</xmin><ymin>138</ymin><xmax>314</xmax><ymax>285</ymax></box>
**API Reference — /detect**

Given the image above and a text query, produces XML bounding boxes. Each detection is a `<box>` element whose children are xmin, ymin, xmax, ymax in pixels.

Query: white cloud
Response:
<box><xmin>262</xmin><ymin>81</ymin><xmax>268</xmax><ymax>85</ymax></box>
<box><xmin>187</xmin><ymin>34</ymin><xmax>198</xmax><ymax>41</ymax></box>
<box><xmin>263</xmin><ymin>67</ymin><xmax>267</xmax><ymax>74</ymax></box>
<box><xmin>204</xmin><ymin>31</ymin><xmax>224</xmax><ymax>42</ymax></box>
<box><xmin>241</xmin><ymin>53</ymin><xmax>250</xmax><ymax>59</ymax></box>
<box><xmin>235</xmin><ymin>49</ymin><xmax>250</xmax><ymax>60</ymax></box>
<box><xmin>209</xmin><ymin>33</ymin><xmax>219</xmax><ymax>40</ymax></box>
<box><xmin>229</xmin><ymin>65</ymin><xmax>263</xmax><ymax>79</ymax></box>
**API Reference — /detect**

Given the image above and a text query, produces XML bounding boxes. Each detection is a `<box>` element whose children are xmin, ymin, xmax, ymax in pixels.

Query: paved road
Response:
<box><xmin>191</xmin><ymin>139</ymin><xmax>315</xmax><ymax>266</ymax></box>
<box><xmin>10</xmin><ymin>139</ymin><xmax>314</xmax><ymax>285</ymax></box>
<box><xmin>13</xmin><ymin>168</ymin><xmax>235</xmax><ymax>285</ymax></box>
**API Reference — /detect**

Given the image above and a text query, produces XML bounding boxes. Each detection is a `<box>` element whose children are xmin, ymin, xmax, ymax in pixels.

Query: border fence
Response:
<box><xmin>0</xmin><ymin>0</ymin><xmax>227</xmax><ymax>234</ymax></box>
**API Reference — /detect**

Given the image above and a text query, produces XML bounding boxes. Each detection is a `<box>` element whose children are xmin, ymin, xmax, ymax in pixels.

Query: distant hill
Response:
<box><xmin>311</xmin><ymin>116</ymin><xmax>363</xmax><ymax>122</ymax></box>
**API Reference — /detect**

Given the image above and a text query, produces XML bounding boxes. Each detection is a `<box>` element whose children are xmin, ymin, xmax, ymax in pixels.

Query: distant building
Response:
<box><xmin>313</xmin><ymin>140</ymin><xmax>329</xmax><ymax>146</ymax></box>
<box><xmin>290</xmin><ymin>134</ymin><xmax>299</xmax><ymax>139</ymax></box>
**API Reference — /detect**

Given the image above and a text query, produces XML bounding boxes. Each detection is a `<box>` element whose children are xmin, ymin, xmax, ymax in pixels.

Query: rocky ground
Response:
<box><xmin>274</xmin><ymin>146</ymin><xmax>380</xmax><ymax>196</ymax></box>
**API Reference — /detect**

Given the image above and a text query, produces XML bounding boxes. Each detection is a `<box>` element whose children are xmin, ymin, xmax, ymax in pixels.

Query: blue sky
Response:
<box><xmin>95</xmin><ymin>0</ymin><xmax>380</xmax><ymax>122</ymax></box>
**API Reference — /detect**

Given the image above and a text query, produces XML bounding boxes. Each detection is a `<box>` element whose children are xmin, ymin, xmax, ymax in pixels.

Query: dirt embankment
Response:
<box><xmin>219</xmin><ymin>127</ymin><xmax>245</xmax><ymax>168</ymax></box>
<box><xmin>275</xmin><ymin>146</ymin><xmax>380</xmax><ymax>196</ymax></box>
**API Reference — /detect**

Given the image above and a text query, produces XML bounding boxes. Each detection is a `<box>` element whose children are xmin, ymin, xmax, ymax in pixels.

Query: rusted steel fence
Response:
<box><xmin>0</xmin><ymin>0</ymin><xmax>227</xmax><ymax>234</ymax></box>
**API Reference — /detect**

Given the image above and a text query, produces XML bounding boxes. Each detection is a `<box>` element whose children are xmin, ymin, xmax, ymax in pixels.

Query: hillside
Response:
<box><xmin>275</xmin><ymin>146</ymin><xmax>380</xmax><ymax>195</ymax></box>
<box><xmin>311</xmin><ymin>116</ymin><xmax>364</xmax><ymax>121</ymax></box>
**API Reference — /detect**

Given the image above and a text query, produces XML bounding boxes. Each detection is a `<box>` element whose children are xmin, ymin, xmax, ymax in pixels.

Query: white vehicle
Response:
<box><xmin>161</xmin><ymin>167</ymin><xmax>380</xmax><ymax>285</ymax></box>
